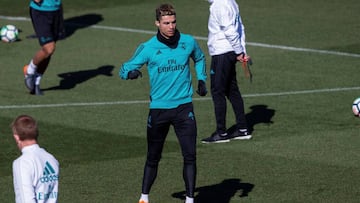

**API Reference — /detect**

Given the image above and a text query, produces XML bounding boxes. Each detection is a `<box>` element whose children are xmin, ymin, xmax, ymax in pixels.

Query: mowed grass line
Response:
<box><xmin>3</xmin><ymin>90</ymin><xmax>360</xmax><ymax>202</ymax></box>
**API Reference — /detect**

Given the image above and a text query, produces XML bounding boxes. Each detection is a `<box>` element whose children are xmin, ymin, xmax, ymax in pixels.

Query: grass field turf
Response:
<box><xmin>1</xmin><ymin>0</ymin><xmax>360</xmax><ymax>202</ymax></box>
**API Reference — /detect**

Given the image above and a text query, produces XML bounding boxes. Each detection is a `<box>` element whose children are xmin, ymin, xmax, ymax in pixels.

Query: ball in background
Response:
<box><xmin>1</xmin><ymin>24</ymin><xmax>19</xmax><ymax>43</ymax></box>
<box><xmin>352</xmin><ymin>97</ymin><xmax>360</xmax><ymax>117</ymax></box>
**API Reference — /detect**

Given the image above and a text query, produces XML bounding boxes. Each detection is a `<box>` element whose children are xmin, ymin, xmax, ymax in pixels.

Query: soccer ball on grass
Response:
<box><xmin>1</xmin><ymin>25</ymin><xmax>19</xmax><ymax>43</ymax></box>
<box><xmin>352</xmin><ymin>97</ymin><xmax>360</xmax><ymax>117</ymax></box>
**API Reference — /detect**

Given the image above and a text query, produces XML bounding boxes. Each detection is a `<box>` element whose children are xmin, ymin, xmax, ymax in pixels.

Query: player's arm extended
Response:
<box><xmin>119</xmin><ymin>44</ymin><xmax>147</xmax><ymax>80</ymax></box>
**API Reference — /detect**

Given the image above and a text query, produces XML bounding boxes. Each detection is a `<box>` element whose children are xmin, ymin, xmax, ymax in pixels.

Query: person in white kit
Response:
<box><xmin>11</xmin><ymin>115</ymin><xmax>59</xmax><ymax>203</ymax></box>
<box><xmin>201</xmin><ymin>0</ymin><xmax>253</xmax><ymax>143</ymax></box>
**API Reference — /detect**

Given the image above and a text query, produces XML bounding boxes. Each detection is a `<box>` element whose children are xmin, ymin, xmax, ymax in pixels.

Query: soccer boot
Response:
<box><xmin>23</xmin><ymin>65</ymin><xmax>35</xmax><ymax>92</ymax></box>
<box><xmin>201</xmin><ymin>132</ymin><xmax>230</xmax><ymax>143</ymax></box>
<box><xmin>139</xmin><ymin>200</ymin><xmax>148</xmax><ymax>203</ymax></box>
<box><xmin>230</xmin><ymin>129</ymin><xmax>252</xmax><ymax>140</ymax></box>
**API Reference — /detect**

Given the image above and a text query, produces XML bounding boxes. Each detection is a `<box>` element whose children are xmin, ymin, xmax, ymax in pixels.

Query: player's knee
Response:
<box><xmin>42</xmin><ymin>43</ymin><xmax>56</xmax><ymax>56</ymax></box>
<box><xmin>146</xmin><ymin>153</ymin><xmax>162</xmax><ymax>167</ymax></box>
<box><xmin>183</xmin><ymin>153</ymin><xmax>196</xmax><ymax>165</ymax></box>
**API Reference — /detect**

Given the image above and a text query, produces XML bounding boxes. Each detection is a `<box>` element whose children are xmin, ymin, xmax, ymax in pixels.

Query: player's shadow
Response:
<box><xmin>42</xmin><ymin>65</ymin><xmax>114</xmax><ymax>91</ymax></box>
<box><xmin>226</xmin><ymin>104</ymin><xmax>275</xmax><ymax>135</ymax></box>
<box><xmin>62</xmin><ymin>13</ymin><xmax>103</xmax><ymax>39</ymax></box>
<box><xmin>172</xmin><ymin>178</ymin><xmax>254</xmax><ymax>203</ymax></box>
<box><xmin>26</xmin><ymin>13</ymin><xmax>103</xmax><ymax>40</ymax></box>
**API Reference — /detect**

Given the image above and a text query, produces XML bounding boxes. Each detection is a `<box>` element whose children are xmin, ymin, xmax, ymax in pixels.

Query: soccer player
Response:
<box><xmin>11</xmin><ymin>115</ymin><xmax>59</xmax><ymax>203</ymax></box>
<box><xmin>119</xmin><ymin>4</ymin><xmax>207</xmax><ymax>203</ymax></box>
<box><xmin>201</xmin><ymin>0</ymin><xmax>253</xmax><ymax>143</ymax></box>
<box><xmin>23</xmin><ymin>0</ymin><xmax>65</xmax><ymax>95</ymax></box>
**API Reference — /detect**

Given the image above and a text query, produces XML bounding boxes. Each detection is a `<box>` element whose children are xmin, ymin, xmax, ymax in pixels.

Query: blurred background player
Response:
<box><xmin>202</xmin><ymin>0</ymin><xmax>252</xmax><ymax>143</ymax></box>
<box><xmin>119</xmin><ymin>4</ymin><xmax>207</xmax><ymax>203</ymax></box>
<box><xmin>23</xmin><ymin>0</ymin><xmax>64</xmax><ymax>95</ymax></box>
<box><xmin>11</xmin><ymin>115</ymin><xmax>59</xmax><ymax>203</ymax></box>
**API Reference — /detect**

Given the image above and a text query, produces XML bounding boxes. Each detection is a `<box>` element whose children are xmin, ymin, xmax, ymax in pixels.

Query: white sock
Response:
<box><xmin>185</xmin><ymin>196</ymin><xmax>194</xmax><ymax>203</ymax></box>
<box><xmin>27</xmin><ymin>60</ymin><xmax>37</xmax><ymax>75</ymax></box>
<box><xmin>35</xmin><ymin>74</ymin><xmax>42</xmax><ymax>86</ymax></box>
<box><xmin>139</xmin><ymin>193</ymin><xmax>149</xmax><ymax>202</ymax></box>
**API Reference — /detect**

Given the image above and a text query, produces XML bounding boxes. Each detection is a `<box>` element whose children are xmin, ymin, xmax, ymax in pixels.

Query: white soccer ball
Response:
<box><xmin>1</xmin><ymin>25</ymin><xmax>19</xmax><ymax>43</ymax></box>
<box><xmin>352</xmin><ymin>97</ymin><xmax>360</xmax><ymax>117</ymax></box>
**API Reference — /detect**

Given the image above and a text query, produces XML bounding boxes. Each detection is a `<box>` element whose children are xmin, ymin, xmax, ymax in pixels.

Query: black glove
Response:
<box><xmin>196</xmin><ymin>80</ymin><xmax>207</xmax><ymax>96</ymax></box>
<box><xmin>127</xmin><ymin>70</ymin><xmax>142</xmax><ymax>80</ymax></box>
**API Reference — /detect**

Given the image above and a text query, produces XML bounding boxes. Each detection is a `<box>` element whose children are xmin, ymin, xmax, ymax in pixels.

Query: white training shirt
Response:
<box><xmin>12</xmin><ymin>144</ymin><xmax>59</xmax><ymax>203</ymax></box>
<box><xmin>207</xmin><ymin>0</ymin><xmax>247</xmax><ymax>56</ymax></box>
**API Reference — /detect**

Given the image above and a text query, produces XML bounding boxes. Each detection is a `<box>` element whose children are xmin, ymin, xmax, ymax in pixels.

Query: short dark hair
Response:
<box><xmin>11</xmin><ymin>115</ymin><xmax>38</xmax><ymax>141</ymax></box>
<box><xmin>155</xmin><ymin>4</ymin><xmax>176</xmax><ymax>21</ymax></box>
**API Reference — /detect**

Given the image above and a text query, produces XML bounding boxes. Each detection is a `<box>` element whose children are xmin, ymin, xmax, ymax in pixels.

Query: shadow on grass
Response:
<box><xmin>172</xmin><ymin>178</ymin><xmax>254</xmax><ymax>203</ymax></box>
<box><xmin>42</xmin><ymin>65</ymin><xmax>114</xmax><ymax>91</ymax></box>
<box><xmin>26</xmin><ymin>13</ymin><xmax>103</xmax><ymax>40</ymax></box>
<box><xmin>227</xmin><ymin>104</ymin><xmax>275</xmax><ymax>135</ymax></box>
<box><xmin>62</xmin><ymin>13</ymin><xmax>103</xmax><ymax>39</ymax></box>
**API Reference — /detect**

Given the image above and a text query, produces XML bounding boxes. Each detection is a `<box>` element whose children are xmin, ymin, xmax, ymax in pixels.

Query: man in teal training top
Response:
<box><xmin>119</xmin><ymin>4</ymin><xmax>207</xmax><ymax>203</ymax></box>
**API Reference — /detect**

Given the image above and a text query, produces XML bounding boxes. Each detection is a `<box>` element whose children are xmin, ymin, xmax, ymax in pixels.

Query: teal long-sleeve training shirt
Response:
<box><xmin>30</xmin><ymin>0</ymin><xmax>62</xmax><ymax>11</ymax></box>
<box><xmin>120</xmin><ymin>33</ymin><xmax>207</xmax><ymax>109</ymax></box>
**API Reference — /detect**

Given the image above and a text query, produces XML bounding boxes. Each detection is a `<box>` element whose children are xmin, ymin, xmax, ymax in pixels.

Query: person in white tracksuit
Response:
<box><xmin>202</xmin><ymin>0</ymin><xmax>253</xmax><ymax>143</ymax></box>
<box><xmin>11</xmin><ymin>115</ymin><xmax>59</xmax><ymax>203</ymax></box>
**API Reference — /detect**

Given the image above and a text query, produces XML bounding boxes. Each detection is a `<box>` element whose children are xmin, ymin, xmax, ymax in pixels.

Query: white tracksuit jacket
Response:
<box><xmin>207</xmin><ymin>0</ymin><xmax>247</xmax><ymax>56</ymax></box>
<box><xmin>12</xmin><ymin>144</ymin><xmax>59</xmax><ymax>203</ymax></box>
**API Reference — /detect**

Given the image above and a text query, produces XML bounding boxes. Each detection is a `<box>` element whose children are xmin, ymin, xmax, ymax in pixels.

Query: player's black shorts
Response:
<box><xmin>146</xmin><ymin>102</ymin><xmax>197</xmax><ymax>160</ymax></box>
<box><xmin>30</xmin><ymin>7</ymin><xmax>64</xmax><ymax>46</ymax></box>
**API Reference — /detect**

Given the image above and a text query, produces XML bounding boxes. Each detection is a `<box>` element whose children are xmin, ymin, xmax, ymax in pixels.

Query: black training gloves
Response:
<box><xmin>196</xmin><ymin>80</ymin><xmax>207</xmax><ymax>96</ymax></box>
<box><xmin>127</xmin><ymin>70</ymin><xmax>142</xmax><ymax>80</ymax></box>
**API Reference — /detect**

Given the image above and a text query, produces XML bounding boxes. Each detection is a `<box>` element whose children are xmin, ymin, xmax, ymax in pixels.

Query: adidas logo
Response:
<box><xmin>40</xmin><ymin>36</ymin><xmax>53</xmax><ymax>44</ymax></box>
<box><xmin>188</xmin><ymin>112</ymin><xmax>195</xmax><ymax>120</ymax></box>
<box><xmin>40</xmin><ymin>161</ymin><xmax>59</xmax><ymax>183</ymax></box>
<box><xmin>156</xmin><ymin>50</ymin><xmax>162</xmax><ymax>55</ymax></box>
<box><xmin>180</xmin><ymin>42</ymin><xmax>186</xmax><ymax>50</ymax></box>
<box><xmin>147</xmin><ymin>115</ymin><xmax>152</xmax><ymax>128</ymax></box>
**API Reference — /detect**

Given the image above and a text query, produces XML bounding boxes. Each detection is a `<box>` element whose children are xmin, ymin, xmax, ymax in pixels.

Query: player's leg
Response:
<box><xmin>25</xmin><ymin>8</ymin><xmax>59</xmax><ymax>95</ymax></box>
<box><xmin>227</xmin><ymin>54</ymin><xmax>252</xmax><ymax>140</ymax></box>
<box><xmin>210</xmin><ymin>54</ymin><xmax>228</xmax><ymax>134</ymax></box>
<box><xmin>140</xmin><ymin>109</ymin><xmax>170</xmax><ymax>202</ymax></box>
<box><xmin>202</xmin><ymin>53</ymin><xmax>233</xmax><ymax>143</ymax></box>
<box><xmin>173</xmin><ymin>103</ymin><xmax>197</xmax><ymax>202</ymax></box>
<box><xmin>227</xmin><ymin>56</ymin><xmax>247</xmax><ymax>128</ymax></box>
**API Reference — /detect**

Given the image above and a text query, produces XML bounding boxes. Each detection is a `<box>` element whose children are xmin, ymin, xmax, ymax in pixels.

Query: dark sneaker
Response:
<box><xmin>23</xmin><ymin>65</ymin><xmax>35</xmax><ymax>92</ymax></box>
<box><xmin>201</xmin><ymin>132</ymin><xmax>230</xmax><ymax>143</ymax></box>
<box><xmin>230</xmin><ymin>129</ymin><xmax>252</xmax><ymax>140</ymax></box>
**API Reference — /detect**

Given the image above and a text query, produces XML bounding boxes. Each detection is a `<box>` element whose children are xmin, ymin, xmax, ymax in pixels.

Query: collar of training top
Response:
<box><xmin>156</xmin><ymin>29</ymin><xmax>180</xmax><ymax>49</ymax></box>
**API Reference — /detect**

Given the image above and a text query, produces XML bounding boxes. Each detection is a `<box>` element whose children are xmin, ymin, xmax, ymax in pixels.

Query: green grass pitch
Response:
<box><xmin>1</xmin><ymin>0</ymin><xmax>360</xmax><ymax>202</ymax></box>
